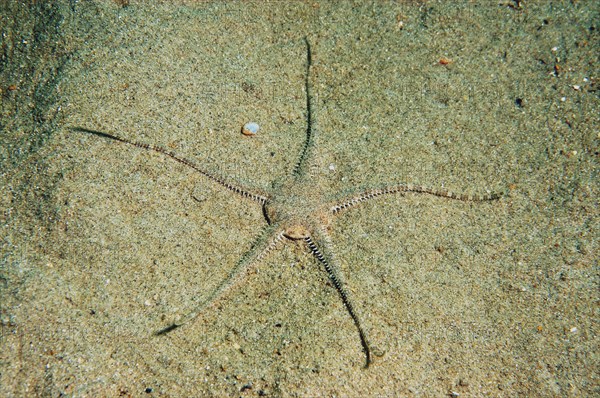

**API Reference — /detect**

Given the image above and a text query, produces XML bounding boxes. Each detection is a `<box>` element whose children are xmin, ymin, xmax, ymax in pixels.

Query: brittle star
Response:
<box><xmin>71</xmin><ymin>37</ymin><xmax>499</xmax><ymax>368</ymax></box>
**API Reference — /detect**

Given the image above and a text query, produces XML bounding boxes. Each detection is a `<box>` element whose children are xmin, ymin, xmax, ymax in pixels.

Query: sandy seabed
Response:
<box><xmin>1</xmin><ymin>1</ymin><xmax>597</xmax><ymax>396</ymax></box>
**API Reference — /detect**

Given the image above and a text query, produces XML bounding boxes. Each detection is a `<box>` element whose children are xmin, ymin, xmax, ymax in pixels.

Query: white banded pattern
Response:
<box><xmin>72</xmin><ymin>127</ymin><xmax>269</xmax><ymax>205</ymax></box>
<box><xmin>331</xmin><ymin>183</ymin><xmax>500</xmax><ymax>214</ymax></box>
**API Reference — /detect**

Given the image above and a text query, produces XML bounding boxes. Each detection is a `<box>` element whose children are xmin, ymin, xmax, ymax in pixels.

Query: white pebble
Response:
<box><xmin>241</xmin><ymin>122</ymin><xmax>259</xmax><ymax>136</ymax></box>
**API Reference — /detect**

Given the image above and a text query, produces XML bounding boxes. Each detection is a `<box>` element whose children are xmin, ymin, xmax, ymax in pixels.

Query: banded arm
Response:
<box><xmin>329</xmin><ymin>183</ymin><xmax>500</xmax><ymax>215</ymax></box>
<box><xmin>156</xmin><ymin>223</ymin><xmax>285</xmax><ymax>335</ymax></box>
<box><xmin>305</xmin><ymin>224</ymin><xmax>372</xmax><ymax>368</ymax></box>
<box><xmin>71</xmin><ymin>127</ymin><xmax>270</xmax><ymax>204</ymax></box>
<box><xmin>292</xmin><ymin>37</ymin><xmax>317</xmax><ymax>178</ymax></box>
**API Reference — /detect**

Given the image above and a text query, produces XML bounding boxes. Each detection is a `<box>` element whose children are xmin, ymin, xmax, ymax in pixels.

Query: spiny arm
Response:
<box><xmin>329</xmin><ymin>183</ymin><xmax>500</xmax><ymax>215</ymax></box>
<box><xmin>305</xmin><ymin>225</ymin><xmax>372</xmax><ymax>368</ymax></box>
<box><xmin>292</xmin><ymin>37</ymin><xmax>317</xmax><ymax>178</ymax></box>
<box><xmin>71</xmin><ymin>127</ymin><xmax>270</xmax><ymax>204</ymax></box>
<box><xmin>156</xmin><ymin>223</ymin><xmax>285</xmax><ymax>335</ymax></box>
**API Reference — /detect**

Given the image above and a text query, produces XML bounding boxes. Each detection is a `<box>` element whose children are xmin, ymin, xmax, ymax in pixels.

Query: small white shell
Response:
<box><xmin>241</xmin><ymin>122</ymin><xmax>259</xmax><ymax>136</ymax></box>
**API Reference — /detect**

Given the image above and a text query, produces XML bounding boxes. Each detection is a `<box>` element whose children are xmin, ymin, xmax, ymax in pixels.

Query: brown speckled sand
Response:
<box><xmin>1</xmin><ymin>1</ymin><xmax>597</xmax><ymax>396</ymax></box>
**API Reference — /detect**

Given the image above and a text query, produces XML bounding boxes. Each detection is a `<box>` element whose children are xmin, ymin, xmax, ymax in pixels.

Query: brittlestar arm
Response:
<box><xmin>292</xmin><ymin>37</ymin><xmax>317</xmax><ymax>178</ymax></box>
<box><xmin>304</xmin><ymin>225</ymin><xmax>372</xmax><ymax>368</ymax></box>
<box><xmin>155</xmin><ymin>223</ymin><xmax>285</xmax><ymax>335</ymax></box>
<box><xmin>71</xmin><ymin>127</ymin><xmax>270</xmax><ymax>204</ymax></box>
<box><xmin>328</xmin><ymin>183</ymin><xmax>500</xmax><ymax>215</ymax></box>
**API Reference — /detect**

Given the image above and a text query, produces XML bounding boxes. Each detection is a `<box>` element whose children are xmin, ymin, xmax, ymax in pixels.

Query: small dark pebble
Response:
<box><xmin>240</xmin><ymin>383</ymin><xmax>252</xmax><ymax>392</ymax></box>
<box><xmin>145</xmin><ymin>387</ymin><xmax>153</xmax><ymax>393</ymax></box>
<box><xmin>515</xmin><ymin>98</ymin><xmax>523</xmax><ymax>108</ymax></box>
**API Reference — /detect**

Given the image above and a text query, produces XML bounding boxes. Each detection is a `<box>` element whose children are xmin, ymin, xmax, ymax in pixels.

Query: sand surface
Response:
<box><xmin>1</xmin><ymin>1</ymin><xmax>597</xmax><ymax>396</ymax></box>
